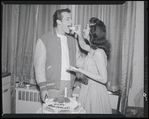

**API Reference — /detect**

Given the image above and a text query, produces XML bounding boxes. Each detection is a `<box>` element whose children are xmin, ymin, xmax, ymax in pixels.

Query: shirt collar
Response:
<box><xmin>57</xmin><ymin>33</ymin><xmax>67</xmax><ymax>39</ymax></box>
<box><xmin>53</xmin><ymin>28</ymin><xmax>66</xmax><ymax>37</ymax></box>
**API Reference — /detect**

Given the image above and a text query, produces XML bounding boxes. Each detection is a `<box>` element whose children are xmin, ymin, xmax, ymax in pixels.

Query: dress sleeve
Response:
<box><xmin>34</xmin><ymin>39</ymin><xmax>47</xmax><ymax>92</ymax></box>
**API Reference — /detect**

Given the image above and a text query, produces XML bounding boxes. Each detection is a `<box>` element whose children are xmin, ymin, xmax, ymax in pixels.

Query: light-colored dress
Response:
<box><xmin>78</xmin><ymin>49</ymin><xmax>112</xmax><ymax>114</ymax></box>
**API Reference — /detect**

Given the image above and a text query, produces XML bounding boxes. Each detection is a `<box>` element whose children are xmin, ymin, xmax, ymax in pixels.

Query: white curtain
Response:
<box><xmin>121</xmin><ymin>1</ymin><xmax>136</xmax><ymax>115</ymax></box>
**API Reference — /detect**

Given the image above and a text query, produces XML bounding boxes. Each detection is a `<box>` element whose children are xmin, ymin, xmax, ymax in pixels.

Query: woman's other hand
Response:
<box><xmin>67</xmin><ymin>66</ymin><xmax>82</xmax><ymax>73</ymax></box>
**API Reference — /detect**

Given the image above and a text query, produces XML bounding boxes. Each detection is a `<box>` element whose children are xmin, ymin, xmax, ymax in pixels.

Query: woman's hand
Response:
<box><xmin>75</xmin><ymin>25</ymin><xmax>82</xmax><ymax>37</ymax></box>
<box><xmin>69</xmin><ymin>25</ymin><xmax>83</xmax><ymax>38</ymax></box>
<box><xmin>67</xmin><ymin>66</ymin><xmax>82</xmax><ymax>73</ymax></box>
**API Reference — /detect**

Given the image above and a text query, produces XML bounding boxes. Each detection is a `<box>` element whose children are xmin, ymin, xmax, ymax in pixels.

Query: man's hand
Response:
<box><xmin>41</xmin><ymin>90</ymin><xmax>49</xmax><ymax>103</ymax></box>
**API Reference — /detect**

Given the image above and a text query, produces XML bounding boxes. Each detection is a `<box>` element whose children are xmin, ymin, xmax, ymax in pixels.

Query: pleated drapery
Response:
<box><xmin>121</xmin><ymin>1</ymin><xmax>136</xmax><ymax>115</ymax></box>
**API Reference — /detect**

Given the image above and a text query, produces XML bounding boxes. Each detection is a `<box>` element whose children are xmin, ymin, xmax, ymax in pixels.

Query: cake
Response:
<box><xmin>41</xmin><ymin>95</ymin><xmax>85</xmax><ymax>113</ymax></box>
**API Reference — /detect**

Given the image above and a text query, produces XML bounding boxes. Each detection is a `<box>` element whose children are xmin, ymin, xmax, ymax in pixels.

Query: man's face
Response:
<box><xmin>60</xmin><ymin>12</ymin><xmax>72</xmax><ymax>34</ymax></box>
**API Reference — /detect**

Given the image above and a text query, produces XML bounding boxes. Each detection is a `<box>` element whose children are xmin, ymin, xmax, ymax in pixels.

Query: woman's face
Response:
<box><xmin>83</xmin><ymin>24</ymin><xmax>90</xmax><ymax>41</ymax></box>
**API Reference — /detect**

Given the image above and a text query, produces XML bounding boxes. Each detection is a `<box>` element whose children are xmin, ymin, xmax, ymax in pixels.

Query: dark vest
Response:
<box><xmin>41</xmin><ymin>31</ymin><xmax>76</xmax><ymax>90</ymax></box>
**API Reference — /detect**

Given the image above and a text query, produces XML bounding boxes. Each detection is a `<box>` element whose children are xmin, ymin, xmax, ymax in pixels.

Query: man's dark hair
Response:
<box><xmin>53</xmin><ymin>8</ymin><xmax>71</xmax><ymax>28</ymax></box>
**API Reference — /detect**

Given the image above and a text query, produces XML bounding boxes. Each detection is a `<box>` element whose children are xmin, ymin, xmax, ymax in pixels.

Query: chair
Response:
<box><xmin>108</xmin><ymin>90</ymin><xmax>121</xmax><ymax>114</ymax></box>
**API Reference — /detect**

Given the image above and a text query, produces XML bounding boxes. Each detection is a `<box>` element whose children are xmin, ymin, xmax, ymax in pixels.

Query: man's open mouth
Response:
<box><xmin>67</xmin><ymin>25</ymin><xmax>72</xmax><ymax>29</ymax></box>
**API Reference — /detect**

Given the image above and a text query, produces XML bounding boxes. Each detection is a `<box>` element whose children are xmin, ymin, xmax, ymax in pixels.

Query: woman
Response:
<box><xmin>69</xmin><ymin>17</ymin><xmax>112</xmax><ymax>113</ymax></box>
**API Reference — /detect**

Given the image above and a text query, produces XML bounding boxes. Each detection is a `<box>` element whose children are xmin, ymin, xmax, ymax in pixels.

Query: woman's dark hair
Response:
<box><xmin>89</xmin><ymin>17</ymin><xmax>111</xmax><ymax>60</ymax></box>
<box><xmin>53</xmin><ymin>8</ymin><xmax>71</xmax><ymax>28</ymax></box>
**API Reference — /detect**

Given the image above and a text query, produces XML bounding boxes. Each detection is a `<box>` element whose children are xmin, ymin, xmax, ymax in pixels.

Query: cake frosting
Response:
<box><xmin>41</xmin><ymin>96</ymin><xmax>85</xmax><ymax>113</ymax></box>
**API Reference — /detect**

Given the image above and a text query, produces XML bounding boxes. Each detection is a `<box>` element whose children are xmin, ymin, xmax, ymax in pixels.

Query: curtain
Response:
<box><xmin>36</xmin><ymin>5</ymin><xmax>61</xmax><ymax>38</ymax></box>
<box><xmin>74</xmin><ymin>5</ymin><xmax>123</xmax><ymax>92</ymax></box>
<box><xmin>121</xmin><ymin>1</ymin><xmax>136</xmax><ymax>115</ymax></box>
<box><xmin>16</xmin><ymin>5</ymin><xmax>37</xmax><ymax>80</ymax></box>
<box><xmin>2</xmin><ymin>4</ymin><xmax>20</xmax><ymax>113</ymax></box>
<box><xmin>103</xmin><ymin>5</ymin><xmax>123</xmax><ymax>92</ymax></box>
<box><xmin>2</xmin><ymin>5</ymin><xmax>15</xmax><ymax>73</ymax></box>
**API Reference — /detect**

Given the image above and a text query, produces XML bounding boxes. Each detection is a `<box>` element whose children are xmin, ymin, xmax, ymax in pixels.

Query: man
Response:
<box><xmin>34</xmin><ymin>8</ymin><xmax>80</xmax><ymax>102</ymax></box>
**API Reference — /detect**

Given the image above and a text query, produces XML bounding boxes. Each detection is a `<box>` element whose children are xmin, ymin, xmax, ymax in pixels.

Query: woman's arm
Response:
<box><xmin>78</xmin><ymin>36</ymin><xmax>90</xmax><ymax>52</ymax></box>
<box><xmin>73</xmin><ymin>25</ymin><xmax>90</xmax><ymax>52</ymax></box>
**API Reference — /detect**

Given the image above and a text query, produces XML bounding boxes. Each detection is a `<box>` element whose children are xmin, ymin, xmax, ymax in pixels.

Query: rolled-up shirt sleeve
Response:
<box><xmin>34</xmin><ymin>39</ymin><xmax>47</xmax><ymax>92</ymax></box>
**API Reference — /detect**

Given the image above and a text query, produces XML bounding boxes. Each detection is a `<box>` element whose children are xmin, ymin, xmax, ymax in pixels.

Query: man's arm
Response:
<box><xmin>34</xmin><ymin>39</ymin><xmax>49</xmax><ymax>102</ymax></box>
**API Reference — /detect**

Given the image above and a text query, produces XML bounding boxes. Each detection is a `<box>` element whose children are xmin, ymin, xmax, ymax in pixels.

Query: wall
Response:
<box><xmin>128</xmin><ymin>1</ymin><xmax>144</xmax><ymax>107</ymax></box>
<box><xmin>2</xmin><ymin>74</ymin><xmax>11</xmax><ymax>114</ymax></box>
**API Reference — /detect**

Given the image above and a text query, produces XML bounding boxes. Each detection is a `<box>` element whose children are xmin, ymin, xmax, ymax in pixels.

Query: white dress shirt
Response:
<box><xmin>57</xmin><ymin>33</ymin><xmax>70</xmax><ymax>81</ymax></box>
